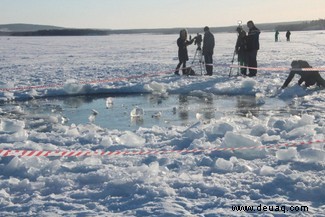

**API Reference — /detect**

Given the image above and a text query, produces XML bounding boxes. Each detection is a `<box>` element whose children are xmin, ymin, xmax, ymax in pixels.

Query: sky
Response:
<box><xmin>1</xmin><ymin>0</ymin><xmax>325</xmax><ymax>29</ymax></box>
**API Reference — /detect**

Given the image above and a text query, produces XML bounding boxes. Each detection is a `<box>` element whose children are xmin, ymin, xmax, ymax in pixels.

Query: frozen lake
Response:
<box><xmin>0</xmin><ymin>30</ymin><xmax>324</xmax><ymax>216</ymax></box>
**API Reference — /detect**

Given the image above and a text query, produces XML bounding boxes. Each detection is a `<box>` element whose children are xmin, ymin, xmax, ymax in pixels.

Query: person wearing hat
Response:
<box><xmin>174</xmin><ymin>29</ymin><xmax>195</xmax><ymax>75</ymax></box>
<box><xmin>235</xmin><ymin>26</ymin><xmax>248</xmax><ymax>75</ymax></box>
<box><xmin>202</xmin><ymin>26</ymin><xmax>215</xmax><ymax>76</ymax></box>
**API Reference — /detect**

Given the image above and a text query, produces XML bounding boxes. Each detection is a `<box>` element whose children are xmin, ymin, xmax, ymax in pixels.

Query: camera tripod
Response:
<box><xmin>229</xmin><ymin>20</ymin><xmax>243</xmax><ymax>77</ymax></box>
<box><xmin>229</xmin><ymin>50</ymin><xmax>239</xmax><ymax>77</ymax></box>
<box><xmin>191</xmin><ymin>46</ymin><xmax>204</xmax><ymax>75</ymax></box>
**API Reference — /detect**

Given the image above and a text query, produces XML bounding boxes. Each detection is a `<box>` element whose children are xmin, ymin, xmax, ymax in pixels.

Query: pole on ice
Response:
<box><xmin>229</xmin><ymin>50</ymin><xmax>236</xmax><ymax>77</ymax></box>
<box><xmin>191</xmin><ymin>33</ymin><xmax>204</xmax><ymax>75</ymax></box>
<box><xmin>229</xmin><ymin>20</ymin><xmax>243</xmax><ymax>77</ymax></box>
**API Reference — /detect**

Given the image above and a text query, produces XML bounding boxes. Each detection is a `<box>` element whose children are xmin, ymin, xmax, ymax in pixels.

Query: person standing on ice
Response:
<box><xmin>246</xmin><ymin>20</ymin><xmax>260</xmax><ymax>77</ymax></box>
<box><xmin>286</xmin><ymin>30</ymin><xmax>291</xmax><ymax>41</ymax></box>
<box><xmin>202</xmin><ymin>26</ymin><xmax>215</xmax><ymax>76</ymax></box>
<box><xmin>281</xmin><ymin>60</ymin><xmax>325</xmax><ymax>89</ymax></box>
<box><xmin>275</xmin><ymin>30</ymin><xmax>279</xmax><ymax>42</ymax></box>
<box><xmin>235</xmin><ymin>26</ymin><xmax>248</xmax><ymax>76</ymax></box>
<box><xmin>174</xmin><ymin>29</ymin><xmax>194</xmax><ymax>75</ymax></box>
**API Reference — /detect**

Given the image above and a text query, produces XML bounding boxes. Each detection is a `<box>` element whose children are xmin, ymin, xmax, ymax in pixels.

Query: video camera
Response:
<box><xmin>194</xmin><ymin>33</ymin><xmax>202</xmax><ymax>49</ymax></box>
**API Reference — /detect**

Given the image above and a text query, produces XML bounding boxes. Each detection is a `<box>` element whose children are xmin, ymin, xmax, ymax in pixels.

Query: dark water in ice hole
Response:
<box><xmin>6</xmin><ymin>93</ymin><xmax>298</xmax><ymax>131</ymax></box>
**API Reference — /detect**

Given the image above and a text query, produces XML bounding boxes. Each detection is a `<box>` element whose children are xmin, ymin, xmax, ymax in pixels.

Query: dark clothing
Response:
<box><xmin>175</xmin><ymin>61</ymin><xmax>187</xmax><ymax>75</ymax></box>
<box><xmin>204</xmin><ymin>54</ymin><xmax>213</xmax><ymax>75</ymax></box>
<box><xmin>235</xmin><ymin>30</ymin><xmax>248</xmax><ymax>75</ymax></box>
<box><xmin>202</xmin><ymin>31</ymin><xmax>215</xmax><ymax>75</ymax></box>
<box><xmin>282</xmin><ymin>70</ymin><xmax>325</xmax><ymax>88</ymax></box>
<box><xmin>275</xmin><ymin>31</ymin><xmax>279</xmax><ymax>42</ymax></box>
<box><xmin>203</xmin><ymin>31</ymin><xmax>215</xmax><ymax>55</ymax></box>
<box><xmin>235</xmin><ymin>31</ymin><xmax>247</xmax><ymax>55</ymax></box>
<box><xmin>177</xmin><ymin>37</ymin><xmax>193</xmax><ymax>62</ymax></box>
<box><xmin>175</xmin><ymin>37</ymin><xmax>194</xmax><ymax>74</ymax></box>
<box><xmin>246</xmin><ymin>26</ymin><xmax>260</xmax><ymax>77</ymax></box>
<box><xmin>246</xmin><ymin>26</ymin><xmax>260</xmax><ymax>51</ymax></box>
<box><xmin>286</xmin><ymin>31</ymin><xmax>291</xmax><ymax>41</ymax></box>
<box><xmin>247</xmin><ymin>50</ymin><xmax>258</xmax><ymax>77</ymax></box>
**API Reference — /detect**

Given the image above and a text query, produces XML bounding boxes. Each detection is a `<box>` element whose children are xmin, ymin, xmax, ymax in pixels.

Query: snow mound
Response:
<box><xmin>144</xmin><ymin>81</ymin><xmax>168</xmax><ymax>95</ymax></box>
<box><xmin>215</xmin><ymin>158</ymin><xmax>234</xmax><ymax>171</ymax></box>
<box><xmin>221</xmin><ymin>132</ymin><xmax>267</xmax><ymax>159</ymax></box>
<box><xmin>259</xmin><ymin>165</ymin><xmax>276</xmax><ymax>176</ymax></box>
<box><xmin>63</xmin><ymin>79</ymin><xmax>87</xmax><ymax>94</ymax></box>
<box><xmin>276</xmin><ymin>147</ymin><xmax>298</xmax><ymax>161</ymax></box>
<box><xmin>0</xmin><ymin>119</ymin><xmax>28</xmax><ymax>142</ymax></box>
<box><xmin>117</xmin><ymin>131</ymin><xmax>146</xmax><ymax>147</ymax></box>
<box><xmin>300</xmin><ymin>148</ymin><xmax>325</xmax><ymax>162</ymax></box>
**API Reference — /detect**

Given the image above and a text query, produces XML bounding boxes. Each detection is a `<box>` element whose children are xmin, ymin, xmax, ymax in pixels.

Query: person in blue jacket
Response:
<box><xmin>246</xmin><ymin>20</ymin><xmax>260</xmax><ymax>77</ymax></box>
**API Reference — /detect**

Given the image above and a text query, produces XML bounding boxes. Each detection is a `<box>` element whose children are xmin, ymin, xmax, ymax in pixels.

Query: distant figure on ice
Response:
<box><xmin>275</xmin><ymin>30</ymin><xmax>279</xmax><ymax>42</ymax></box>
<box><xmin>202</xmin><ymin>26</ymin><xmax>215</xmax><ymax>76</ymax></box>
<box><xmin>174</xmin><ymin>29</ymin><xmax>194</xmax><ymax>75</ymax></box>
<box><xmin>235</xmin><ymin>26</ymin><xmax>248</xmax><ymax>75</ymax></box>
<box><xmin>281</xmin><ymin>60</ymin><xmax>325</xmax><ymax>89</ymax></box>
<box><xmin>286</xmin><ymin>30</ymin><xmax>291</xmax><ymax>41</ymax></box>
<box><xmin>246</xmin><ymin>20</ymin><xmax>260</xmax><ymax>77</ymax></box>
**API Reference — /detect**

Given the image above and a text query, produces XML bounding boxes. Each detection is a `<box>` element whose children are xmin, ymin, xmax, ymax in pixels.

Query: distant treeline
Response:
<box><xmin>9</xmin><ymin>29</ymin><xmax>110</xmax><ymax>36</ymax></box>
<box><xmin>275</xmin><ymin>19</ymin><xmax>325</xmax><ymax>31</ymax></box>
<box><xmin>0</xmin><ymin>19</ymin><xmax>324</xmax><ymax>36</ymax></box>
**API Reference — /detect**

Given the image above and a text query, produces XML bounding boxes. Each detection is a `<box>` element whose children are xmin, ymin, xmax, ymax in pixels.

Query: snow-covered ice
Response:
<box><xmin>0</xmin><ymin>30</ymin><xmax>324</xmax><ymax>216</ymax></box>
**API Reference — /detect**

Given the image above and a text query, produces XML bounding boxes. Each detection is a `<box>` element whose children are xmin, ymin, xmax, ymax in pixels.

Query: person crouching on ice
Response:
<box><xmin>175</xmin><ymin>29</ymin><xmax>194</xmax><ymax>75</ymax></box>
<box><xmin>281</xmin><ymin>60</ymin><xmax>325</xmax><ymax>89</ymax></box>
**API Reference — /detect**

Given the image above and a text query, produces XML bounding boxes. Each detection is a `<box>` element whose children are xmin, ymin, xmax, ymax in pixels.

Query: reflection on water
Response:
<box><xmin>130</xmin><ymin>116</ymin><xmax>144</xmax><ymax>126</ymax></box>
<box><xmin>236</xmin><ymin>96</ymin><xmax>260</xmax><ymax>117</ymax></box>
<box><xmin>178</xmin><ymin>95</ymin><xmax>189</xmax><ymax>120</ymax></box>
<box><xmin>1</xmin><ymin>93</ymin><xmax>294</xmax><ymax>131</ymax></box>
<box><xmin>202</xmin><ymin>94</ymin><xmax>215</xmax><ymax>120</ymax></box>
<box><xmin>178</xmin><ymin>94</ymin><xmax>216</xmax><ymax>122</ymax></box>
<box><xmin>62</xmin><ymin>96</ymin><xmax>94</xmax><ymax>108</ymax></box>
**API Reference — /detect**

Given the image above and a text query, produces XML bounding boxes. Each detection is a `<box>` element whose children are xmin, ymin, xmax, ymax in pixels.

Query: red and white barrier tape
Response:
<box><xmin>1</xmin><ymin>64</ymin><xmax>324</xmax><ymax>93</ymax></box>
<box><xmin>0</xmin><ymin>139</ymin><xmax>323</xmax><ymax>158</ymax></box>
<box><xmin>230</xmin><ymin>64</ymin><xmax>325</xmax><ymax>72</ymax></box>
<box><xmin>230</xmin><ymin>64</ymin><xmax>288</xmax><ymax>71</ymax></box>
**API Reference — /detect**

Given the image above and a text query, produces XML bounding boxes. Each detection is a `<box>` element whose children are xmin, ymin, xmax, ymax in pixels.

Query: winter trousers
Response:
<box><xmin>247</xmin><ymin>50</ymin><xmax>258</xmax><ymax>77</ymax></box>
<box><xmin>204</xmin><ymin>53</ymin><xmax>213</xmax><ymax>75</ymax></box>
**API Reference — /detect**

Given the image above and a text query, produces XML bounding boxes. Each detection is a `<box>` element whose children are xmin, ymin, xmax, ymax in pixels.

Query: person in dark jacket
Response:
<box><xmin>286</xmin><ymin>30</ymin><xmax>291</xmax><ymax>41</ymax></box>
<box><xmin>175</xmin><ymin>29</ymin><xmax>194</xmax><ymax>75</ymax></box>
<box><xmin>235</xmin><ymin>26</ymin><xmax>248</xmax><ymax>75</ymax></box>
<box><xmin>246</xmin><ymin>20</ymin><xmax>260</xmax><ymax>77</ymax></box>
<box><xmin>202</xmin><ymin>26</ymin><xmax>215</xmax><ymax>76</ymax></box>
<box><xmin>281</xmin><ymin>60</ymin><xmax>325</xmax><ymax>89</ymax></box>
<box><xmin>275</xmin><ymin>30</ymin><xmax>279</xmax><ymax>42</ymax></box>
